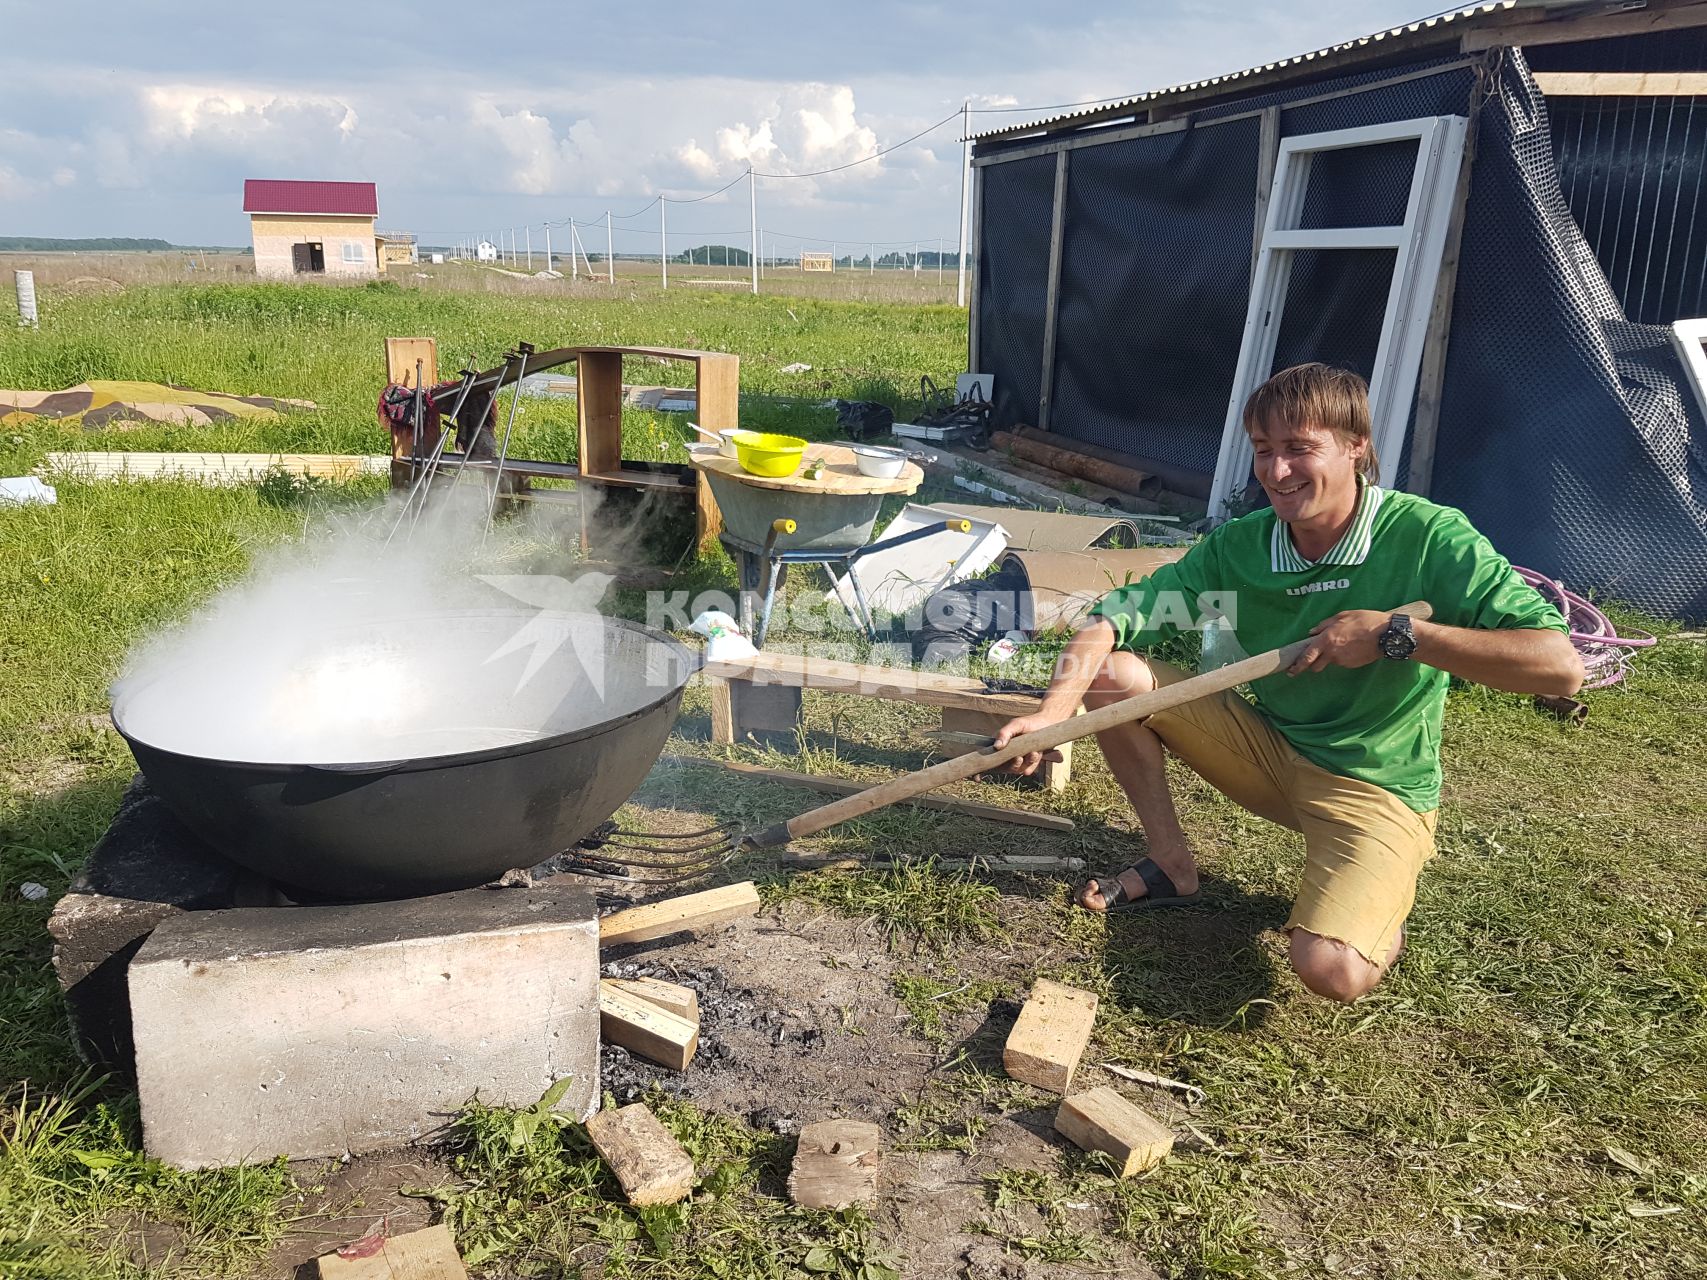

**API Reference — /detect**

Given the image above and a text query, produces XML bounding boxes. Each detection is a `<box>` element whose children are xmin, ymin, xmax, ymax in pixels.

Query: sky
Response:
<box><xmin>1</xmin><ymin>1</ymin><xmax>1435</xmax><ymax>252</ymax></box>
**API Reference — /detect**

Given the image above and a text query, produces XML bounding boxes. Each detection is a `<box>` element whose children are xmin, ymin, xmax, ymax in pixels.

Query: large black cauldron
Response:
<box><xmin>111</xmin><ymin>611</ymin><xmax>694</xmax><ymax>899</ymax></box>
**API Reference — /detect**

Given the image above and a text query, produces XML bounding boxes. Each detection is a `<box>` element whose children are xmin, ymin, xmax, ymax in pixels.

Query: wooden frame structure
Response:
<box><xmin>384</xmin><ymin>339</ymin><xmax>738</xmax><ymax>551</ymax></box>
<box><xmin>1207</xmin><ymin>115</ymin><xmax>1469</xmax><ymax>516</ymax></box>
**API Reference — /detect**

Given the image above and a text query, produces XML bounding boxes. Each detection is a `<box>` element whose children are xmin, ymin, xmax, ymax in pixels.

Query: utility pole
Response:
<box><xmin>660</xmin><ymin>200</ymin><xmax>668</xmax><ymax>289</ymax></box>
<box><xmin>913</xmin><ymin>241</ymin><xmax>919</xmax><ymax>276</ymax></box>
<box><xmin>606</xmin><ymin>212</ymin><xmax>615</xmax><ymax>284</ymax></box>
<box><xmin>749</xmin><ymin>171</ymin><xmax>759</xmax><ymax>294</ymax></box>
<box><xmin>937</xmin><ymin>239</ymin><xmax>942</xmax><ymax>284</ymax></box>
<box><xmin>869</xmin><ymin>242</ymin><xmax>874</xmax><ymax>274</ymax></box>
<box><xmin>957</xmin><ymin>100</ymin><xmax>972</xmax><ymax>308</ymax></box>
<box><xmin>566</xmin><ymin>219</ymin><xmax>575</xmax><ymax>280</ymax></box>
<box><xmin>525</xmin><ymin>225</ymin><xmax>532</xmax><ymax>270</ymax></box>
<box><xmin>545</xmin><ymin>224</ymin><xmax>553</xmax><ymax>274</ymax></box>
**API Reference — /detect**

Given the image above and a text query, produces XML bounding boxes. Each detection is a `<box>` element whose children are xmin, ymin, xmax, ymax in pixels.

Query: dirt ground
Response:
<box><xmin>263</xmin><ymin>900</ymin><xmax>1168</xmax><ymax>1280</ymax></box>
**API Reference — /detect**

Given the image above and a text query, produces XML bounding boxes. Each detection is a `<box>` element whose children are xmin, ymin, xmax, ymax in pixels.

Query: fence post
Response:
<box><xmin>15</xmin><ymin>270</ymin><xmax>38</xmax><ymax>327</ymax></box>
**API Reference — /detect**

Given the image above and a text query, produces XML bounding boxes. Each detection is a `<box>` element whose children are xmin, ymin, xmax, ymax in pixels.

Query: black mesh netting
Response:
<box><xmin>974</xmin><ymin>50</ymin><xmax>1707</xmax><ymax>617</ymax></box>
<box><xmin>975</xmin><ymin>155</ymin><xmax>1055</xmax><ymax>428</ymax></box>
<box><xmin>1046</xmin><ymin>116</ymin><xmax>1260</xmax><ymax>475</ymax></box>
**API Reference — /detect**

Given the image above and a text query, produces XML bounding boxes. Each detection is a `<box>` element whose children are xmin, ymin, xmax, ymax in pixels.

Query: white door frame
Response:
<box><xmin>1208</xmin><ymin>115</ymin><xmax>1470</xmax><ymax>518</ymax></box>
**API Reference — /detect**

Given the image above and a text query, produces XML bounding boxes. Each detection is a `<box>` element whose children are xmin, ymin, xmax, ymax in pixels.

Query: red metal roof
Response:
<box><xmin>242</xmin><ymin>179</ymin><xmax>378</xmax><ymax>217</ymax></box>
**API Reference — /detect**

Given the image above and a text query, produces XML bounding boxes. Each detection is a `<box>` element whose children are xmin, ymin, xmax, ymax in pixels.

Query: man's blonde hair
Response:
<box><xmin>1242</xmin><ymin>363</ymin><xmax>1379</xmax><ymax>481</ymax></box>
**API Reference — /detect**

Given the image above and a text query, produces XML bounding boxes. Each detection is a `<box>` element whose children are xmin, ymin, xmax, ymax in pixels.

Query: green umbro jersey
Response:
<box><xmin>1090</xmin><ymin>486</ymin><xmax>1568</xmax><ymax>811</ymax></box>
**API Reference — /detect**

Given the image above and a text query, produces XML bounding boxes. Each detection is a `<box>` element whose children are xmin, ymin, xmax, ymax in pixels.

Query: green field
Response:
<box><xmin>1</xmin><ymin>278</ymin><xmax>1704</xmax><ymax>1279</ymax></box>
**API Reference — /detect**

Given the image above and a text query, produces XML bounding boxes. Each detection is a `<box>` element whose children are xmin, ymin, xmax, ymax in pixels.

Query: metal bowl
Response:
<box><xmin>112</xmin><ymin>611</ymin><xmax>695</xmax><ymax>899</ymax></box>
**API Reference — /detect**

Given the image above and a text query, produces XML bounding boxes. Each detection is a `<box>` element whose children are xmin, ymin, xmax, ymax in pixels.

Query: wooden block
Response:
<box><xmin>729</xmin><ymin>679</ymin><xmax>803</xmax><ymax>738</ymax></box>
<box><xmin>599</xmin><ymin>980</ymin><xmax>699</xmax><ymax>1070</ymax></box>
<box><xmin>1054</xmin><ymin>1087</ymin><xmax>1173</xmax><ymax>1177</ymax></box>
<box><xmin>787</xmin><ymin>1119</ymin><xmax>882</xmax><ymax>1209</ymax></box>
<box><xmin>318</xmin><ymin>1223</ymin><xmax>468</xmax><ymax>1280</ymax></box>
<box><xmin>1003</xmin><ymin>978</ymin><xmax>1099</xmax><ymax>1093</ymax></box>
<box><xmin>586</xmin><ymin>1103</ymin><xmax>696</xmax><ymax>1205</ymax></box>
<box><xmin>598</xmin><ymin>882</ymin><xmax>761</xmax><ymax>947</ymax></box>
<box><xmin>940</xmin><ymin>706</ymin><xmax>1075</xmax><ymax>792</ymax></box>
<box><xmin>383</xmin><ymin>337</ymin><xmax>438</xmax><ymax>388</ymax></box>
<box><xmin>604</xmin><ymin>976</ymin><xmax>699</xmax><ymax>1021</ymax></box>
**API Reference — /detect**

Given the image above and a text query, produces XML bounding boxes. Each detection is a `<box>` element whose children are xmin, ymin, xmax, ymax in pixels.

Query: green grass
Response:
<box><xmin>2</xmin><ymin>277</ymin><xmax>1705</xmax><ymax>1278</ymax></box>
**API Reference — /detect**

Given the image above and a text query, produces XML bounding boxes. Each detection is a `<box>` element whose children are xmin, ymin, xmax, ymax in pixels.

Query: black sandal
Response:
<box><xmin>1082</xmin><ymin>857</ymin><xmax>1202</xmax><ymax>912</ymax></box>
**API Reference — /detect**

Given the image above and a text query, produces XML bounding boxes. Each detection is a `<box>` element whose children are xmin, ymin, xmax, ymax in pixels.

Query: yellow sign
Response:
<box><xmin>801</xmin><ymin>252</ymin><xmax>833</xmax><ymax>273</ymax></box>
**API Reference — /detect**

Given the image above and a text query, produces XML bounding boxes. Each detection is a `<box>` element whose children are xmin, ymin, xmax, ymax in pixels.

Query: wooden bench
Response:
<box><xmin>701</xmin><ymin>651</ymin><xmax>1077</xmax><ymax>791</ymax></box>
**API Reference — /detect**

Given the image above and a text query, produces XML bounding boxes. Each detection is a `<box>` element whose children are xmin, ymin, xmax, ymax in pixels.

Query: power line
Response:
<box><xmin>751</xmin><ymin>109</ymin><xmax>962</xmax><ymax>179</ymax></box>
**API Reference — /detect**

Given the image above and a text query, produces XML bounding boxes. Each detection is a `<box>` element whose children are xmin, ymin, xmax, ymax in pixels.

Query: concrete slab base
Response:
<box><xmin>129</xmin><ymin>883</ymin><xmax>600</xmax><ymax>1170</ymax></box>
<box><xmin>47</xmin><ymin>779</ymin><xmax>252</xmax><ymax>1075</ymax></box>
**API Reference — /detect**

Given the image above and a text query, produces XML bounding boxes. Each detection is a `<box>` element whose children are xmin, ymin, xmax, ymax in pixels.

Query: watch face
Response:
<box><xmin>1380</xmin><ymin>617</ymin><xmax>1416</xmax><ymax>659</ymax></box>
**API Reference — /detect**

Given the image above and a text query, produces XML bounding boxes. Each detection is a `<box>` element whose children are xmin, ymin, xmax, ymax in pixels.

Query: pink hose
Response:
<box><xmin>1514</xmin><ymin>566</ymin><xmax>1656</xmax><ymax>690</ymax></box>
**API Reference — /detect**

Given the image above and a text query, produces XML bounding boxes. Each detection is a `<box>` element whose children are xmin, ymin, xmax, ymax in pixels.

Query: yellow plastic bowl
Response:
<box><xmin>732</xmin><ymin>431</ymin><xmax>807</xmax><ymax>478</ymax></box>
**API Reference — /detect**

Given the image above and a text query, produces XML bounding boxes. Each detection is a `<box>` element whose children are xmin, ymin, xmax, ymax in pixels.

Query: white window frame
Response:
<box><xmin>1669</xmin><ymin>318</ymin><xmax>1707</xmax><ymax>425</ymax></box>
<box><xmin>1208</xmin><ymin>115</ymin><xmax>1469</xmax><ymax>518</ymax></box>
<box><xmin>341</xmin><ymin>241</ymin><xmax>366</xmax><ymax>264</ymax></box>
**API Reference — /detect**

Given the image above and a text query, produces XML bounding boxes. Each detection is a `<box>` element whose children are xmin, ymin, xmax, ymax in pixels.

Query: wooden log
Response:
<box><xmin>1003</xmin><ymin>978</ymin><xmax>1099</xmax><ymax>1094</ymax></box>
<box><xmin>992</xmin><ymin>430</ymin><xmax>1155</xmax><ymax>497</ymax></box>
<box><xmin>787</xmin><ymin>1119</ymin><xmax>882</xmax><ymax>1208</ymax></box>
<box><xmin>604</xmin><ymin>976</ymin><xmax>699</xmax><ymax>1021</ymax></box>
<box><xmin>662</xmin><ymin>755</ymin><xmax>1075</xmax><ymax>832</ymax></box>
<box><xmin>598</xmin><ymin>980</ymin><xmax>699</xmax><ymax>1070</ymax></box>
<box><xmin>598</xmin><ymin>882</ymin><xmax>761</xmax><ymax>947</ymax></box>
<box><xmin>1054</xmin><ymin>1087</ymin><xmax>1174</xmax><ymax>1176</ymax></box>
<box><xmin>1011</xmin><ymin>426</ymin><xmax>1212</xmax><ymax>502</ymax></box>
<box><xmin>318</xmin><ymin>1224</ymin><xmax>467</xmax><ymax>1280</ymax></box>
<box><xmin>586</xmin><ymin>1103</ymin><xmax>697</xmax><ymax>1205</ymax></box>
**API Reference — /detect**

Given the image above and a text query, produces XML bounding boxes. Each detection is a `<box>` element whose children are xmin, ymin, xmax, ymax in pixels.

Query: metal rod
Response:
<box><xmin>957</xmin><ymin>100</ymin><xmax>971</xmax><ymax>307</ymax></box>
<box><xmin>485</xmin><ymin>346</ymin><xmax>531</xmax><ymax>531</ymax></box>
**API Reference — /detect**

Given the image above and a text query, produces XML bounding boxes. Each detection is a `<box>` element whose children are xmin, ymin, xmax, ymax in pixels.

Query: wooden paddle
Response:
<box><xmin>740</xmin><ymin>600</ymin><xmax>1433</xmax><ymax>850</ymax></box>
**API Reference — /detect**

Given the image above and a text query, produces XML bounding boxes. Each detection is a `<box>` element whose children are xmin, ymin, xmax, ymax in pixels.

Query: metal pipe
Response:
<box><xmin>485</xmin><ymin>345</ymin><xmax>532</xmax><ymax>532</ymax></box>
<box><xmin>957</xmin><ymin>101</ymin><xmax>972</xmax><ymax>307</ymax></box>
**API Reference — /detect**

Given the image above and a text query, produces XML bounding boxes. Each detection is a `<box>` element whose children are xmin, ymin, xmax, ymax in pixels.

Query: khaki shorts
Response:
<box><xmin>1144</xmin><ymin>660</ymin><xmax>1437</xmax><ymax>964</ymax></box>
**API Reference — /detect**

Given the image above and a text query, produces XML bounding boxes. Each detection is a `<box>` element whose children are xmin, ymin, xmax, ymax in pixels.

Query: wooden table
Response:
<box><xmin>687</xmin><ymin>442</ymin><xmax>922</xmax><ymax>496</ymax></box>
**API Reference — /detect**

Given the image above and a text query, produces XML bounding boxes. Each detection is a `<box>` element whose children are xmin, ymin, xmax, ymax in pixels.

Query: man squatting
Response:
<box><xmin>990</xmin><ymin>364</ymin><xmax>1585</xmax><ymax>1003</ymax></box>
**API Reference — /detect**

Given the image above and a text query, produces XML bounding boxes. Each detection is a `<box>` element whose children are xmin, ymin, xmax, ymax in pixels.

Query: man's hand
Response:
<box><xmin>987</xmin><ymin>714</ymin><xmax>1068</xmax><ymax>777</ymax></box>
<box><xmin>1287</xmin><ymin>610</ymin><xmax>1390</xmax><ymax>675</ymax></box>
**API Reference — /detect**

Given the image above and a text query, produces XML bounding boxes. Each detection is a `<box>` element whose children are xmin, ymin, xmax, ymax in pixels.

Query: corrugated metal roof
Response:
<box><xmin>242</xmin><ymin>179</ymin><xmax>379</xmax><ymax>217</ymax></box>
<box><xmin>970</xmin><ymin>2</ymin><xmax>1522</xmax><ymax>142</ymax></box>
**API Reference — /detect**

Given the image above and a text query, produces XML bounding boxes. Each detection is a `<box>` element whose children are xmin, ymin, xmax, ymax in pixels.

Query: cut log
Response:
<box><xmin>1010</xmin><ymin>425</ymin><xmax>1213</xmax><ymax>501</ymax></box>
<box><xmin>1003</xmin><ymin>978</ymin><xmax>1099</xmax><ymax>1093</ymax></box>
<box><xmin>992</xmin><ymin>430</ymin><xmax>1156</xmax><ymax>497</ymax></box>
<box><xmin>598</xmin><ymin>882</ymin><xmax>760</xmax><ymax>947</ymax></box>
<box><xmin>1054</xmin><ymin>1086</ymin><xmax>1174</xmax><ymax>1176</ymax></box>
<box><xmin>599</xmin><ymin>980</ymin><xmax>699</xmax><ymax>1070</ymax></box>
<box><xmin>787</xmin><ymin>1119</ymin><xmax>882</xmax><ymax>1208</ymax></box>
<box><xmin>317</xmin><ymin>1223</ymin><xmax>468</xmax><ymax>1280</ymax></box>
<box><xmin>585</xmin><ymin>1103</ymin><xmax>696</xmax><ymax>1205</ymax></box>
<box><xmin>604</xmin><ymin>976</ymin><xmax>699</xmax><ymax>1021</ymax></box>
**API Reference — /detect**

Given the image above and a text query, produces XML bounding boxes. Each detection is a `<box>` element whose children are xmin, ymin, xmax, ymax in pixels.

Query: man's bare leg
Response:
<box><xmin>1289</xmin><ymin>927</ymin><xmax>1406</xmax><ymax>1002</ymax></box>
<box><xmin>1077</xmin><ymin>652</ymin><xmax>1200</xmax><ymax>910</ymax></box>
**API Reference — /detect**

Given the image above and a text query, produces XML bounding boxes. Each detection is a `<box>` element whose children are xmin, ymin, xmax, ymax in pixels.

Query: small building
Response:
<box><xmin>475</xmin><ymin>240</ymin><xmax>499</xmax><ymax>262</ymax></box>
<box><xmin>243</xmin><ymin>179</ymin><xmax>380</xmax><ymax>280</ymax></box>
<box><xmin>377</xmin><ymin>230</ymin><xmax>418</xmax><ymax>270</ymax></box>
<box><xmin>968</xmin><ymin>0</ymin><xmax>1707</xmax><ymax>619</ymax></box>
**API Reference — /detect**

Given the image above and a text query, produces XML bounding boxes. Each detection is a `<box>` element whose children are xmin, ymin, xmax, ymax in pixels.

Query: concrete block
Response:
<box><xmin>129</xmin><ymin>884</ymin><xmax>600</xmax><ymax>1169</ymax></box>
<box><xmin>47</xmin><ymin>778</ymin><xmax>247</xmax><ymax>1074</ymax></box>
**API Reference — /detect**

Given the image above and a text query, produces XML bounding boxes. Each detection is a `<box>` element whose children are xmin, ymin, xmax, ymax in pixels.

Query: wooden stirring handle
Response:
<box><xmin>746</xmin><ymin>601</ymin><xmax>1433</xmax><ymax>850</ymax></box>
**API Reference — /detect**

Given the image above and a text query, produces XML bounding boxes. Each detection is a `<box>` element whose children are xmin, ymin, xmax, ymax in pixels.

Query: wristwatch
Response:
<box><xmin>1379</xmin><ymin>613</ymin><xmax>1418</xmax><ymax>661</ymax></box>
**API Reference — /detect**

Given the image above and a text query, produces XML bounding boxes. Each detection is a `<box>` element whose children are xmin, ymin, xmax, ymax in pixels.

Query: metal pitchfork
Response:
<box><xmin>566</xmin><ymin>601</ymin><xmax>1433</xmax><ymax>884</ymax></box>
